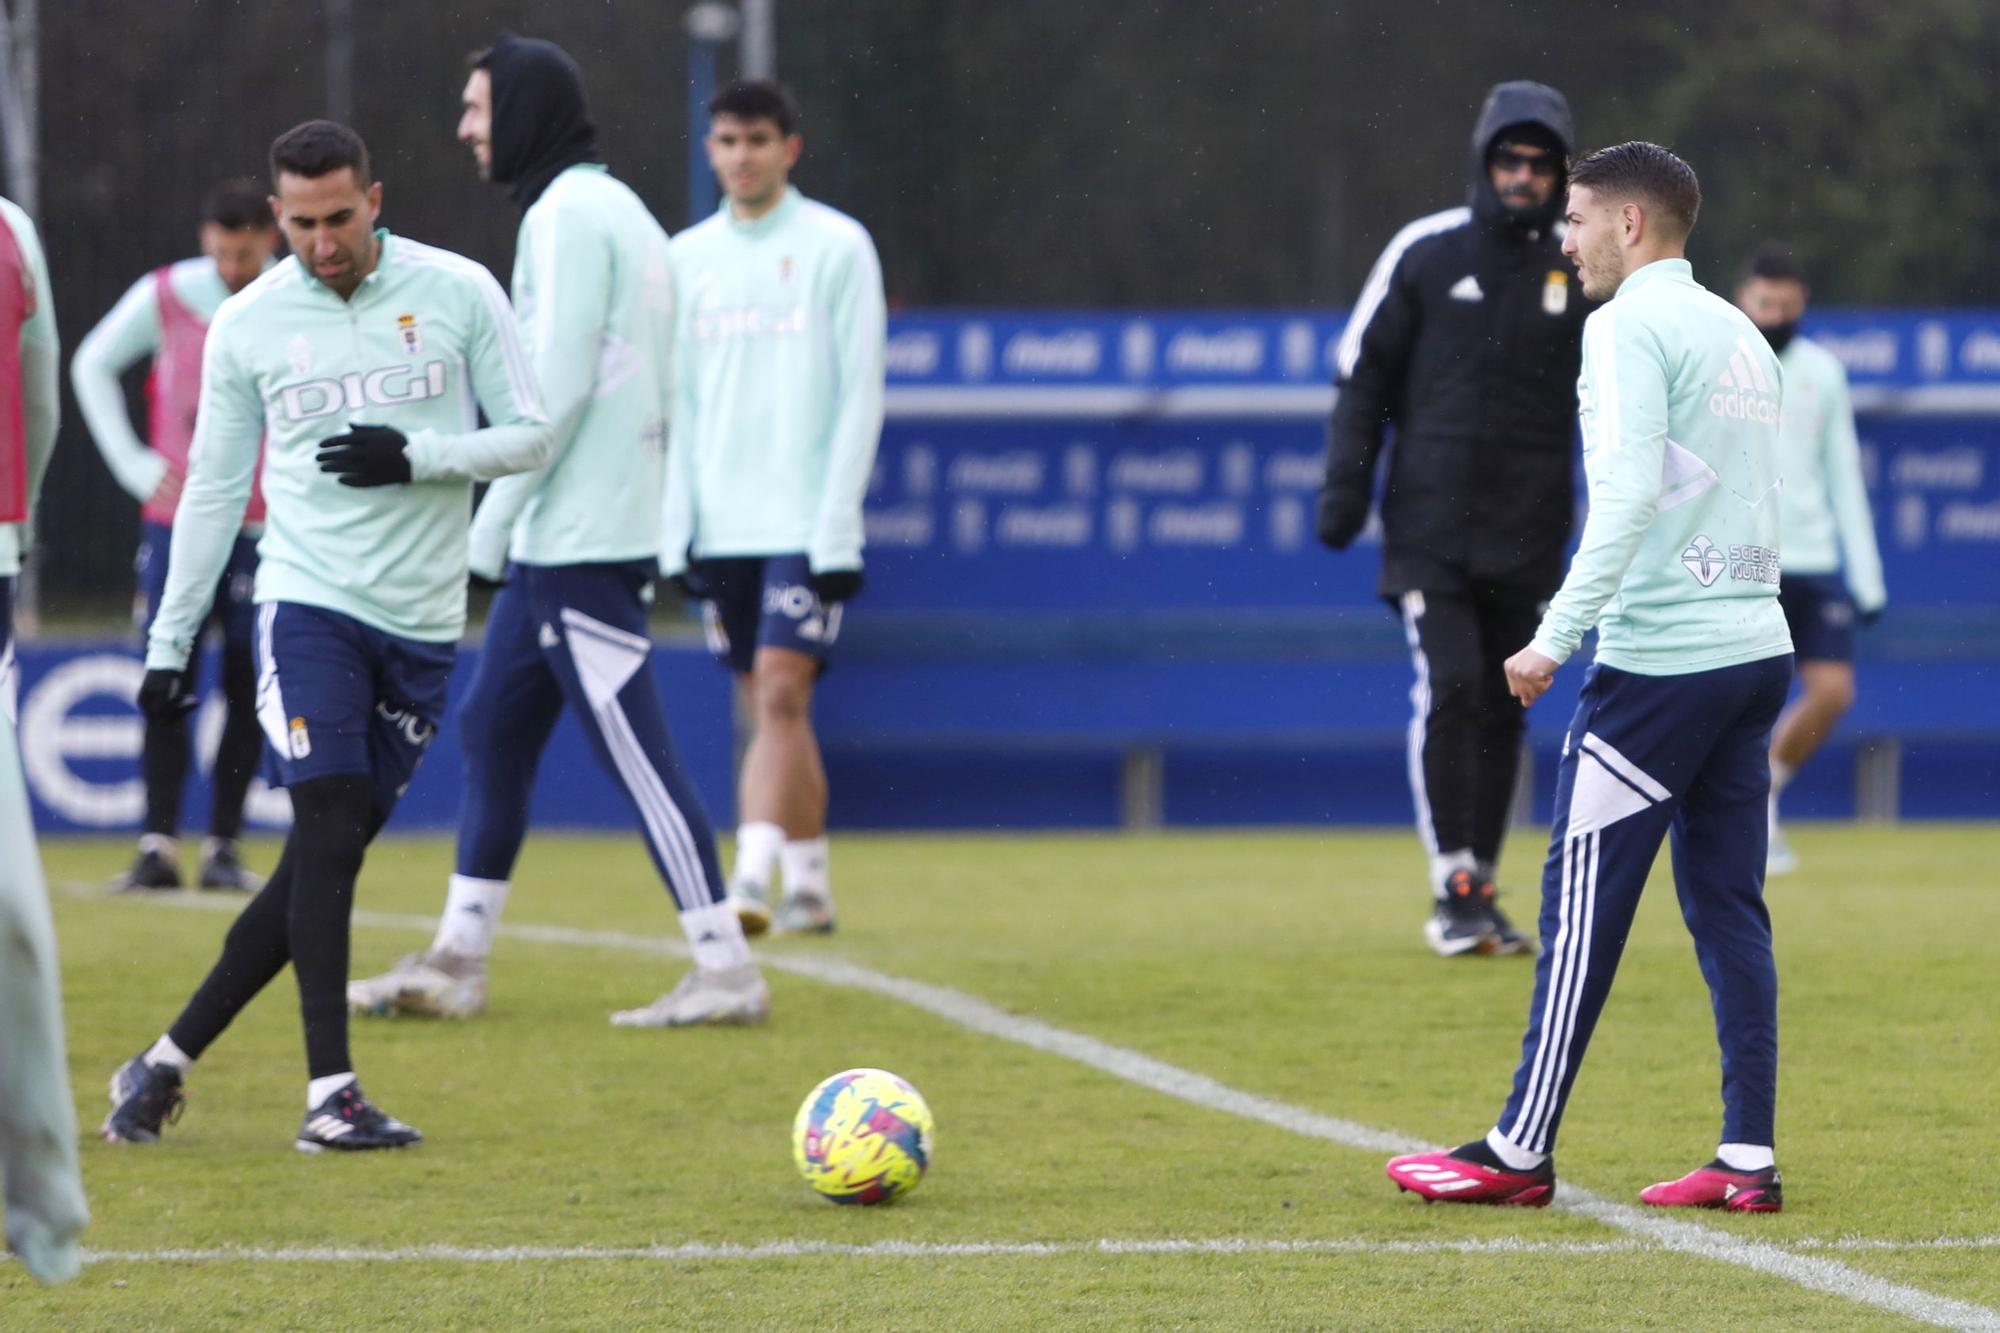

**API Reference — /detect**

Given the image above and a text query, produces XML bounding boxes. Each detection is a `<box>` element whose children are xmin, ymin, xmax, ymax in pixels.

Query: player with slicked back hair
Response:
<box><xmin>1387</xmin><ymin>142</ymin><xmax>1797</xmax><ymax>1213</ymax></box>
<box><xmin>102</xmin><ymin>119</ymin><xmax>555</xmax><ymax>1154</ymax></box>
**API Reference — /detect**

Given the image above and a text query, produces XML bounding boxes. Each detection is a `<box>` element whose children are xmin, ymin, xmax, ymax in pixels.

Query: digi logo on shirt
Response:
<box><xmin>273</xmin><ymin>360</ymin><xmax>450</xmax><ymax>422</ymax></box>
<box><xmin>692</xmin><ymin>305</ymin><xmax>807</xmax><ymax>345</ymax></box>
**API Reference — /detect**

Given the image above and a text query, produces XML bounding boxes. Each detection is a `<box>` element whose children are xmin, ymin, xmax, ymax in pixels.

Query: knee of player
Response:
<box><xmin>751</xmin><ymin>673</ymin><xmax>814</xmax><ymax>726</ymax></box>
<box><xmin>1807</xmin><ymin>670</ymin><xmax>1857</xmax><ymax>715</ymax></box>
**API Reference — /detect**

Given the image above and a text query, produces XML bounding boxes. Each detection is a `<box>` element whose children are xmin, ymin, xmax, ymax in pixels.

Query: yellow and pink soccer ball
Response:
<box><xmin>792</xmin><ymin>1068</ymin><xmax>934</xmax><ymax>1205</ymax></box>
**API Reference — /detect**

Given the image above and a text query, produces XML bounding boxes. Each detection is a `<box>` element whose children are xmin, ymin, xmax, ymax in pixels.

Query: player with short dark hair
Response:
<box><xmin>665</xmin><ymin>80</ymin><xmax>886</xmax><ymax>936</ymax></box>
<box><xmin>101</xmin><ymin>119</ymin><xmax>555</xmax><ymax>1153</ymax></box>
<box><xmin>1733</xmin><ymin>243</ymin><xmax>1885</xmax><ymax>874</ymax></box>
<box><xmin>1387</xmin><ymin>143</ymin><xmax>1795</xmax><ymax>1211</ymax></box>
<box><xmin>1318</xmin><ymin>81</ymin><xmax>1596</xmax><ymax>957</ymax></box>
<box><xmin>347</xmin><ymin>32</ymin><xmax>769</xmax><ymax>1027</ymax></box>
<box><xmin>73</xmin><ymin>178</ymin><xmax>280</xmax><ymax>893</ymax></box>
<box><xmin>707</xmin><ymin>80</ymin><xmax>799</xmax><ymax>135</ymax></box>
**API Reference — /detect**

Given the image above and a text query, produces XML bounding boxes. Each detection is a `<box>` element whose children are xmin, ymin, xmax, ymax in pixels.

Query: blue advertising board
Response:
<box><xmin>16</xmin><ymin>309</ymin><xmax>1999</xmax><ymax>836</ymax></box>
<box><xmin>12</xmin><ymin>642</ymin><xmax>736</xmax><ymax>838</ymax></box>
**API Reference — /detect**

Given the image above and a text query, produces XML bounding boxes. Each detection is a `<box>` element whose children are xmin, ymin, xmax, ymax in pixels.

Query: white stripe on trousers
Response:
<box><xmin>595</xmin><ymin>696</ymin><xmax>717</xmax><ymax>909</ymax></box>
<box><xmin>252</xmin><ymin>603</ymin><xmax>288</xmax><ymax>755</ymax></box>
<box><xmin>557</xmin><ymin>611</ymin><xmax>717</xmax><ymax>910</ymax></box>
<box><xmin>1509</xmin><ymin>828</ymin><xmax>1599</xmax><ymax>1154</ymax></box>
<box><xmin>1399</xmin><ymin>592</ymin><xmax>1439</xmax><ymax>855</ymax></box>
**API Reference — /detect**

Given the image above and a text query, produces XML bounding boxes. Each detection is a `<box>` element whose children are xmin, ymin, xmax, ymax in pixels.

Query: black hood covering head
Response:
<box><xmin>1467</xmin><ymin>80</ymin><xmax>1574</xmax><ymax>234</ymax></box>
<box><xmin>482</xmin><ymin>31</ymin><xmax>601</xmax><ymax>210</ymax></box>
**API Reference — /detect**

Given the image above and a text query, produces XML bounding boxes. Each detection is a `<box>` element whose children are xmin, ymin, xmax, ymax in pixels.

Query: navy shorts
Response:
<box><xmin>696</xmin><ymin>554</ymin><xmax>843</xmax><ymax>676</ymax></box>
<box><xmin>138</xmin><ymin>519</ymin><xmax>259</xmax><ymax>650</ymax></box>
<box><xmin>1777</xmin><ymin>573</ymin><xmax>1855</xmax><ymax>664</ymax></box>
<box><xmin>253</xmin><ymin>601</ymin><xmax>454</xmax><ymax>810</ymax></box>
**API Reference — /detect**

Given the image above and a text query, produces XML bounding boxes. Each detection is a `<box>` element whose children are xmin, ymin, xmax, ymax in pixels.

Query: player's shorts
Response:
<box><xmin>252</xmin><ymin>601</ymin><xmax>454</xmax><ymax>810</ymax></box>
<box><xmin>137</xmin><ymin>519</ymin><xmax>258</xmax><ymax>650</ymax></box>
<box><xmin>694</xmin><ymin>553</ymin><xmax>843</xmax><ymax>675</ymax></box>
<box><xmin>1776</xmin><ymin>573</ymin><xmax>1855</xmax><ymax>664</ymax></box>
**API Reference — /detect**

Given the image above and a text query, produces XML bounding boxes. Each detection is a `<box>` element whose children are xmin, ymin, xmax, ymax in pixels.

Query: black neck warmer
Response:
<box><xmin>484</xmin><ymin>31</ymin><xmax>602</xmax><ymax>211</ymax></box>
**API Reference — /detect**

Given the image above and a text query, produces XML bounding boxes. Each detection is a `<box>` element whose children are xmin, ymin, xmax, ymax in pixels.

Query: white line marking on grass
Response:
<box><xmin>39</xmin><ymin>1235</ymin><xmax>2000</xmax><ymax>1266</ymax></box>
<box><xmin>125</xmin><ymin>893</ymin><xmax>2000</xmax><ymax>1331</ymax></box>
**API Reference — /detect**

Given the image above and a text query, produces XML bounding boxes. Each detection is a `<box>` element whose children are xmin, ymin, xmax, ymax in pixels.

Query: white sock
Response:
<box><xmin>431</xmin><ymin>874</ymin><xmax>511</xmax><ymax>958</ymax></box>
<box><xmin>200</xmin><ymin>836</ymin><xmax>233</xmax><ymax>861</ymax></box>
<box><xmin>781</xmin><ymin>836</ymin><xmax>831</xmax><ymax>901</ymax></box>
<box><xmin>1475</xmin><ymin>858</ymin><xmax>1499</xmax><ymax>886</ymax></box>
<box><xmin>680</xmin><ymin>901</ymin><xmax>753</xmax><ymax>972</ymax></box>
<box><xmin>1716</xmin><ymin>1142</ymin><xmax>1775</xmax><ymax>1172</ymax></box>
<box><xmin>1429</xmin><ymin>849</ymin><xmax>1476</xmax><ymax>900</ymax></box>
<box><xmin>145</xmin><ymin>1035</ymin><xmax>192</xmax><ymax>1072</ymax></box>
<box><xmin>733</xmin><ymin>821</ymin><xmax>785</xmax><ymax>890</ymax></box>
<box><xmin>1485</xmin><ymin>1128</ymin><xmax>1547</xmax><ymax>1170</ymax></box>
<box><xmin>138</xmin><ymin>833</ymin><xmax>179</xmax><ymax>861</ymax></box>
<box><xmin>306</xmin><ymin>1071</ymin><xmax>356</xmax><ymax>1108</ymax></box>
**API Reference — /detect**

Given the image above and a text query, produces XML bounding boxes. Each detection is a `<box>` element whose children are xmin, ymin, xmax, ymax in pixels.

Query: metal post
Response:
<box><xmin>1855</xmin><ymin>737</ymin><xmax>1902</xmax><ymax>823</ymax></box>
<box><xmin>325</xmin><ymin>0</ymin><xmax>354</xmax><ymax>124</ymax></box>
<box><xmin>739</xmin><ymin>0</ymin><xmax>775</xmax><ymax>79</ymax></box>
<box><xmin>685</xmin><ymin>4</ymin><xmax>739</xmax><ymax>226</ymax></box>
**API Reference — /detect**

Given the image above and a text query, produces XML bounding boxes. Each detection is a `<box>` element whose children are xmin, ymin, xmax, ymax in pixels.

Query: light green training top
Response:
<box><xmin>662</xmin><ymin>186</ymin><xmax>886</xmax><ymax>575</ymax></box>
<box><xmin>70</xmin><ymin>257</ymin><xmax>237</xmax><ymax>502</ymax></box>
<box><xmin>1530</xmin><ymin>258</ymin><xmax>1793</xmax><ymax>676</ymax></box>
<box><xmin>147</xmin><ymin>231</ymin><xmax>553</xmax><ymax>669</ymax></box>
<box><xmin>0</xmin><ymin>197</ymin><xmax>58</xmax><ymax>577</ymax></box>
<box><xmin>1776</xmin><ymin>334</ymin><xmax>1886</xmax><ymax>610</ymax></box>
<box><xmin>467</xmin><ymin>165</ymin><xmax>678</xmax><ymax>577</ymax></box>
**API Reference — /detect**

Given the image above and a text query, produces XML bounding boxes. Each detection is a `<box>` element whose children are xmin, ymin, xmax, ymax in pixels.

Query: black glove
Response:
<box><xmin>809</xmin><ymin>568</ymin><xmax>865</xmax><ymax>603</ymax></box>
<box><xmin>1315</xmin><ymin>486</ymin><xmax>1368</xmax><ymax>551</ymax></box>
<box><xmin>137</xmin><ymin>668</ymin><xmax>197</xmax><ymax>721</ymax></box>
<box><xmin>316</xmin><ymin>424</ymin><xmax>412</xmax><ymax>487</ymax></box>
<box><xmin>1857</xmin><ymin>606</ymin><xmax>1883</xmax><ymax>629</ymax></box>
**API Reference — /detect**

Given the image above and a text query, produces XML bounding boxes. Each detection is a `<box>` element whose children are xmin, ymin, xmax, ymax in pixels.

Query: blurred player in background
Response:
<box><xmin>0</xmin><ymin>193</ymin><xmax>58</xmax><ymax>726</ymax></box>
<box><xmin>348</xmin><ymin>32</ymin><xmax>768</xmax><ymax>1028</ymax></box>
<box><xmin>0</xmin><ymin>196</ymin><xmax>85</xmax><ymax>1281</ymax></box>
<box><xmin>72</xmin><ymin>180</ymin><xmax>277</xmax><ymax>893</ymax></box>
<box><xmin>665</xmin><ymin>81</ymin><xmax>886</xmax><ymax>937</ymax></box>
<box><xmin>1389</xmin><ymin>143</ymin><xmax>1794</xmax><ymax>1212</ymax></box>
<box><xmin>102</xmin><ymin>120</ymin><xmax>553</xmax><ymax>1153</ymax></box>
<box><xmin>1318</xmin><ymin>82</ymin><xmax>1593</xmax><ymax>958</ymax></box>
<box><xmin>1734</xmin><ymin>243</ymin><xmax>1886</xmax><ymax>874</ymax></box>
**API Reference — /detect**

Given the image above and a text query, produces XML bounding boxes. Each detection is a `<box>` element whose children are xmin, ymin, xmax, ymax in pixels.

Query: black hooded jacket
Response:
<box><xmin>483</xmin><ymin>31</ymin><xmax>601</xmax><ymax>210</ymax></box>
<box><xmin>1320</xmin><ymin>81</ymin><xmax>1596</xmax><ymax>598</ymax></box>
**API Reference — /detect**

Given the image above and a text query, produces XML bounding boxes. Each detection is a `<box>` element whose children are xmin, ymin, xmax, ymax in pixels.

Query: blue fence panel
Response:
<box><xmin>14</xmin><ymin>642</ymin><xmax>736</xmax><ymax>838</ymax></box>
<box><xmin>18</xmin><ymin>309</ymin><xmax>2000</xmax><ymax>835</ymax></box>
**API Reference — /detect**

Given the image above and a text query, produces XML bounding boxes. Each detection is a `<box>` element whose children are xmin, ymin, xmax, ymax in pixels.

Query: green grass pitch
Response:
<box><xmin>7</xmin><ymin>824</ymin><xmax>1997</xmax><ymax>1329</ymax></box>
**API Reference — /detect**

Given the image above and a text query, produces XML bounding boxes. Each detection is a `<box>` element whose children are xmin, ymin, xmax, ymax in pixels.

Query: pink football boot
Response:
<box><xmin>1639</xmin><ymin>1162</ymin><xmax>1782</xmax><ymax>1212</ymax></box>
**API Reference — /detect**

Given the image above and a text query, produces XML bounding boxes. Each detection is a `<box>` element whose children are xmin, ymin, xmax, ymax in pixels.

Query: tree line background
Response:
<box><xmin>24</xmin><ymin>0</ymin><xmax>2000</xmax><ymax>607</ymax></box>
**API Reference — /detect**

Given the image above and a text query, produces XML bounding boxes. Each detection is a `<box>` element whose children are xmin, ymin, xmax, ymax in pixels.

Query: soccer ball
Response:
<box><xmin>792</xmin><ymin>1068</ymin><xmax>934</xmax><ymax>1205</ymax></box>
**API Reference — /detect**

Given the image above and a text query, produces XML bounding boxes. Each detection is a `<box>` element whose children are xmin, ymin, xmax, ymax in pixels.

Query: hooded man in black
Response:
<box><xmin>346</xmin><ymin>35</ymin><xmax>774</xmax><ymax>1029</ymax></box>
<box><xmin>471</xmin><ymin>31</ymin><xmax>601</xmax><ymax>209</ymax></box>
<box><xmin>1318</xmin><ymin>80</ymin><xmax>1595</xmax><ymax>958</ymax></box>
